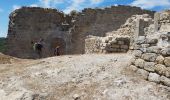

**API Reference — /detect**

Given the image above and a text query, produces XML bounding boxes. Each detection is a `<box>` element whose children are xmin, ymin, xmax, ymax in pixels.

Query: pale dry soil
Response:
<box><xmin>0</xmin><ymin>54</ymin><xmax>170</xmax><ymax>100</ymax></box>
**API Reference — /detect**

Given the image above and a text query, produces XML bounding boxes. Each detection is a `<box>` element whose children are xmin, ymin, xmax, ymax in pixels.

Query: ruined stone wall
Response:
<box><xmin>154</xmin><ymin>10</ymin><xmax>170</xmax><ymax>32</ymax></box>
<box><xmin>129</xmin><ymin>34</ymin><xmax>170</xmax><ymax>87</ymax></box>
<box><xmin>85</xmin><ymin>35</ymin><xmax>130</xmax><ymax>54</ymax></box>
<box><xmin>71</xmin><ymin>6</ymin><xmax>155</xmax><ymax>54</ymax></box>
<box><xmin>7</xmin><ymin>7</ymin><xmax>72</xmax><ymax>58</ymax></box>
<box><xmin>7</xmin><ymin>6</ymin><xmax>155</xmax><ymax>58</ymax></box>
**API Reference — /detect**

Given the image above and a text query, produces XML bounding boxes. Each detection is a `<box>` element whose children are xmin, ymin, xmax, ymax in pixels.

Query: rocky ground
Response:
<box><xmin>0</xmin><ymin>53</ymin><xmax>170</xmax><ymax>100</ymax></box>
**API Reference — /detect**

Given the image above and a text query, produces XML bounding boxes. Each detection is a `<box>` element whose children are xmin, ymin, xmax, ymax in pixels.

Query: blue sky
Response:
<box><xmin>0</xmin><ymin>0</ymin><xmax>170</xmax><ymax>37</ymax></box>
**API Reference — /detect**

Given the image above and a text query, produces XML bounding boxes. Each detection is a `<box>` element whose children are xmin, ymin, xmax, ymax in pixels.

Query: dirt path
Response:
<box><xmin>0</xmin><ymin>54</ymin><xmax>169</xmax><ymax>100</ymax></box>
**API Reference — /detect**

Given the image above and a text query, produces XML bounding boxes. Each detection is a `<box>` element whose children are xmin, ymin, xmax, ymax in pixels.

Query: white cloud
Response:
<box><xmin>131</xmin><ymin>0</ymin><xmax>170</xmax><ymax>9</ymax></box>
<box><xmin>39</xmin><ymin>0</ymin><xmax>64</xmax><ymax>8</ymax></box>
<box><xmin>63</xmin><ymin>0</ymin><xmax>85</xmax><ymax>14</ymax></box>
<box><xmin>12</xmin><ymin>5</ymin><xmax>21</xmax><ymax>11</ymax></box>
<box><xmin>30</xmin><ymin>4</ymin><xmax>38</xmax><ymax>7</ymax></box>
<box><xmin>90</xmin><ymin>0</ymin><xmax>104</xmax><ymax>4</ymax></box>
<box><xmin>0</xmin><ymin>8</ymin><xmax>3</xmax><ymax>12</ymax></box>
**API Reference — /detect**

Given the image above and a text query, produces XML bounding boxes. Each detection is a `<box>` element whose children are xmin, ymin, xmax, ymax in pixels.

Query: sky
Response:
<box><xmin>0</xmin><ymin>0</ymin><xmax>170</xmax><ymax>37</ymax></box>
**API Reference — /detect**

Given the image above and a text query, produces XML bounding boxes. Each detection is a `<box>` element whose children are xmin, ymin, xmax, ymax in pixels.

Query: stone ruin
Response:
<box><xmin>6</xmin><ymin>6</ymin><xmax>155</xmax><ymax>59</ymax></box>
<box><xmin>84</xmin><ymin>10</ymin><xmax>170</xmax><ymax>87</ymax></box>
<box><xmin>4</xmin><ymin>4</ymin><xmax>170</xmax><ymax>87</ymax></box>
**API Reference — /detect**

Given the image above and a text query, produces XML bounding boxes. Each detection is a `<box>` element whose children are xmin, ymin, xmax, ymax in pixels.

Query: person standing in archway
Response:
<box><xmin>54</xmin><ymin>46</ymin><xmax>60</xmax><ymax>56</ymax></box>
<box><xmin>33</xmin><ymin>39</ymin><xmax>44</xmax><ymax>58</ymax></box>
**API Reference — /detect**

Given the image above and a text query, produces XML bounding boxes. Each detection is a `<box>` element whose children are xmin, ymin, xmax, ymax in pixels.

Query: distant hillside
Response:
<box><xmin>0</xmin><ymin>38</ymin><xmax>7</xmax><ymax>52</ymax></box>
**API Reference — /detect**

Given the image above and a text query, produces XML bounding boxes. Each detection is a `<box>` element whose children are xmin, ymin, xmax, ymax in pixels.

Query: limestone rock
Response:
<box><xmin>160</xmin><ymin>76</ymin><xmax>170</xmax><ymax>87</ymax></box>
<box><xmin>148</xmin><ymin>73</ymin><xmax>160</xmax><ymax>83</ymax></box>
<box><xmin>146</xmin><ymin>38</ymin><xmax>158</xmax><ymax>44</ymax></box>
<box><xmin>136</xmin><ymin>69</ymin><xmax>149</xmax><ymax>79</ymax></box>
<box><xmin>142</xmin><ymin>53</ymin><xmax>157</xmax><ymax>62</ymax></box>
<box><xmin>129</xmin><ymin>65</ymin><xmax>138</xmax><ymax>72</ymax></box>
<box><xmin>164</xmin><ymin>57</ymin><xmax>170</xmax><ymax>67</ymax></box>
<box><xmin>155</xmin><ymin>64</ymin><xmax>167</xmax><ymax>75</ymax></box>
<box><xmin>133</xmin><ymin>50</ymin><xmax>142</xmax><ymax>58</ymax></box>
<box><xmin>136</xmin><ymin>36</ymin><xmax>146</xmax><ymax>44</ymax></box>
<box><xmin>144</xmin><ymin>62</ymin><xmax>155</xmax><ymax>72</ymax></box>
<box><xmin>161</xmin><ymin>48</ymin><xmax>170</xmax><ymax>56</ymax></box>
<box><xmin>165</xmin><ymin>67</ymin><xmax>170</xmax><ymax>78</ymax></box>
<box><xmin>146</xmin><ymin>46</ymin><xmax>161</xmax><ymax>54</ymax></box>
<box><xmin>134</xmin><ymin>59</ymin><xmax>145</xmax><ymax>68</ymax></box>
<box><xmin>155</xmin><ymin>55</ymin><xmax>164</xmax><ymax>64</ymax></box>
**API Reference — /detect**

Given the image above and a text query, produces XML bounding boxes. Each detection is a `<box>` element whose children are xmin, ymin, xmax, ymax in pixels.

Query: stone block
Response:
<box><xmin>146</xmin><ymin>38</ymin><xmax>158</xmax><ymax>44</ymax></box>
<box><xmin>129</xmin><ymin>65</ymin><xmax>138</xmax><ymax>72</ymax></box>
<box><xmin>155</xmin><ymin>64</ymin><xmax>166</xmax><ymax>75</ymax></box>
<box><xmin>165</xmin><ymin>67</ymin><xmax>170</xmax><ymax>78</ymax></box>
<box><xmin>144</xmin><ymin>62</ymin><xmax>155</xmax><ymax>72</ymax></box>
<box><xmin>155</xmin><ymin>55</ymin><xmax>164</xmax><ymax>64</ymax></box>
<box><xmin>146</xmin><ymin>46</ymin><xmax>162</xmax><ymax>54</ymax></box>
<box><xmin>134</xmin><ymin>59</ymin><xmax>145</xmax><ymax>68</ymax></box>
<box><xmin>120</xmin><ymin>45</ymin><xmax>129</xmax><ymax>49</ymax></box>
<box><xmin>137</xmin><ymin>69</ymin><xmax>149</xmax><ymax>79</ymax></box>
<box><xmin>117</xmin><ymin>41</ymin><xmax>124</xmax><ymax>45</ymax></box>
<box><xmin>133</xmin><ymin>50</ymin><xmax>142</xmax><ymax>58</ymax></box>
<box><xmin>148</xmin><ymin>73</ymin><xmax>160</xmax><ymax>83</ymax></box>
<box><xmin>160</xmin><ymin>76</ymin><xmax>170</xmax><ymax>87</ymax></box>
<box><xmin>164</xmin><ymin>57</ymin><xmax>170</xmax><ymax>67</ymax></box>
<box><xmin>141</xmin><ymin>53</ymin><xmax>157</xmax><ymax>62</ymax></box>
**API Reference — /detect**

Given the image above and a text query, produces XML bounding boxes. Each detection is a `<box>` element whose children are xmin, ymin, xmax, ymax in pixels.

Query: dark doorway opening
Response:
<box><xmin>50</xmin><ymin>38</ymin><xmax>66</xmax><ymax>56</ymax></box>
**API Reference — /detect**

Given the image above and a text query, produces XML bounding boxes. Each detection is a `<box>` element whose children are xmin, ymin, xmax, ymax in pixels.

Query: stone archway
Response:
<box><xmin>47</xmin><ymin>38</ymin><xmax>66</xmax><ymax>56</ymax></box>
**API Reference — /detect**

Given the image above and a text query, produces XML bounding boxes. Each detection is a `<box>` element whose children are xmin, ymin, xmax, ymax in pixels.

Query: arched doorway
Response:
<box><xmin>50</xmin><ymin>38</ymin><xmax>66</xmax><ymax>56</ymax></box>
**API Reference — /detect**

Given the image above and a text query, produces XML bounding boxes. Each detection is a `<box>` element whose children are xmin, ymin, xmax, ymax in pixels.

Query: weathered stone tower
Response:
<box><xmin>7</xmin><ymin>6</ymin><xmax>155</xmax><ymax>59</ymax></box>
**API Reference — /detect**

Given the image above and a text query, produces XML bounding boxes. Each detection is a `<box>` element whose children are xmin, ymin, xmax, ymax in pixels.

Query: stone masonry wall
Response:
<box><xmin>85</xmin><ymin>35</ymin><xmax>130</xmax><ymax>54</ymax></box>
<box><xmin>7</xmin><ymin>7</ymin><xmax>72</xmax><ymax>58</ymax></box>
<box><xmin>7</xmin><ymin>6</ymin><xmax>155</xmax><ymax>58</ymax></box>
<box><xmin>71</xmin><ymin>5</ymin><xmax>155</xmax><ymax>54</ymax></box>
<box><xmin>129</xmin><ymin>34</ymin><xmax>170</xmax><ymax>87</ymax></box>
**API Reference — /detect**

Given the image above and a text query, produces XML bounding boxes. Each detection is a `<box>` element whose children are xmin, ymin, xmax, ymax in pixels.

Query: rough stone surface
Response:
<box><xmin>136</xmin><ymin>69</ymin><xmax>149</xmax><ymax>79</ymax></box>
<box><xmin>155</xmin><ymin>64</ymin><xmax>167</xmax><ymax>75</ymax></box>
<box><xmin>133</xmin><ymin>50</ymin><xmax>143</xmax><ymax>58</ymax></box>
<box><xmin>156</xmin><ymin>55</ymin><xmax>165</xmax><ymax>64</ymax></box>
<box><xmin>160</xmin><ymin>76</ymin><xmax>170</xmax><ymax>87</ymax></box>
<box><xmin>164</xmin><ymin>57</ymin><xmax>170</xmax><ymax>67</ymax></box>
<box><xmin>142</xmin><ymin>53</ymin><xmax>157</xmax><ymax>62</ymax></box>
<box><xmin>134</xmin><ymin>59</ymin><xmax>145</xmax><ymax>68</ymax></box>
<box><xmin>148</xmin><ymin>73</ymin><xmax>160</xmax><ymax>83</ymax></box>
<box><xmin>144</xmin><ymin>62</ymin><xmax>155</xmax><ymax>72</ymax></box>
<box><xmin>146</xmin><ymin>46</ymin><xmax>161</xmax><ymax>53</ymax></box>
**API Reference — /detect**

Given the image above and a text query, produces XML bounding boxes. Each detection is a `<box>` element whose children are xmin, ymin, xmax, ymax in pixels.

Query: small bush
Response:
<box><xmin>0</xmin><ymin>38</ymin><xmax>7</xmax><ymax>52</ymax></box>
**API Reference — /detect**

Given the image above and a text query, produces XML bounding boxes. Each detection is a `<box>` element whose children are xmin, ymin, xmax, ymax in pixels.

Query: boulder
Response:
<box><xmin>161</xmin><ymin>48</ymin><xmax>170</xmax><ymax>56</ymax></box>
<box><xmin>164</xmin><ymin>57</ymin><xmax>170</xmax><ymax>67</ymax></box>
<box><xmin>146</xmin><ymin>37</ymin><xmax>158</xmax><ymax>44</ymax></box>
<box><xmin>133</xmin><ymin>50</ymin><xmax>142</xmax><ymax>58</ymax></box>
<box><xmin>129</xmin><ymin>65</ymin><xmax>138</xmax><ymax>72</ymax></box>
<box><xmin>165</xmin><ymin>67</ymin><xmax>170</xmax><ymax>78</ymax></box>
<box><xmin>148</xmin><ymin>73</ymin><xmax>160</xmax><ymax>83</ymax></box>
<box><xmin>146</xmin><ymin>46</ymin><xmax>162</xmax><ymax>54</ymax></box>
<box><xmin>144</xmin><ymin>62</ymin><xmax>155</xmax><ymax>72</ymax></box>
<box><xmin>141</xmin><ymin>44</ymin><xmax>150</xmax><ymax>48</ymax></box>
<box><xmin>141</xmin><ymin>53</ymin><xmax>157</xmax><ymax>62</ymax></box>
<box><xmin>136</xmin><ymin>36</ymin><xmax>146</xmax><ymax>44</ymax></box>
<box><xmin>160</xmin><ymin>76</ymin><xmax>170</xmax><ymax>87</ymax></box>
<box><xmin>155</xmin><ymin>64</ymin><xmax>167</xmax><ymax>75</ymax></box>
<box><xmin>136</xmin><ymin>69</ymin><xmax>149</xmax><ymax>79</ymax></box>
<box><xmin>155</xmin><ymin>55</ymin><xmax>164</xmax><ymax>64</ymax></box>
<box><xmin>134</xmin><ymin>59</ymin><xmax>145</xmax><ymax>68</ymax></box>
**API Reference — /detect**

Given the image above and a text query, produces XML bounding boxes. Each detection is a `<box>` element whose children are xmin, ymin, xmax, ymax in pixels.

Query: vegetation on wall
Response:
<box><xmin>0</xmin><ymin>38</ymin><xmax>7</xmax><ymax>52</ymax></box>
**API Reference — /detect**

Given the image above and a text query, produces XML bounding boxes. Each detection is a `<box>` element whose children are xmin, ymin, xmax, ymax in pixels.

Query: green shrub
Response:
<box><xmin>0</xmin><ymin>38</ymin><xmax>7</xmax><ymax>52</ymax></box>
